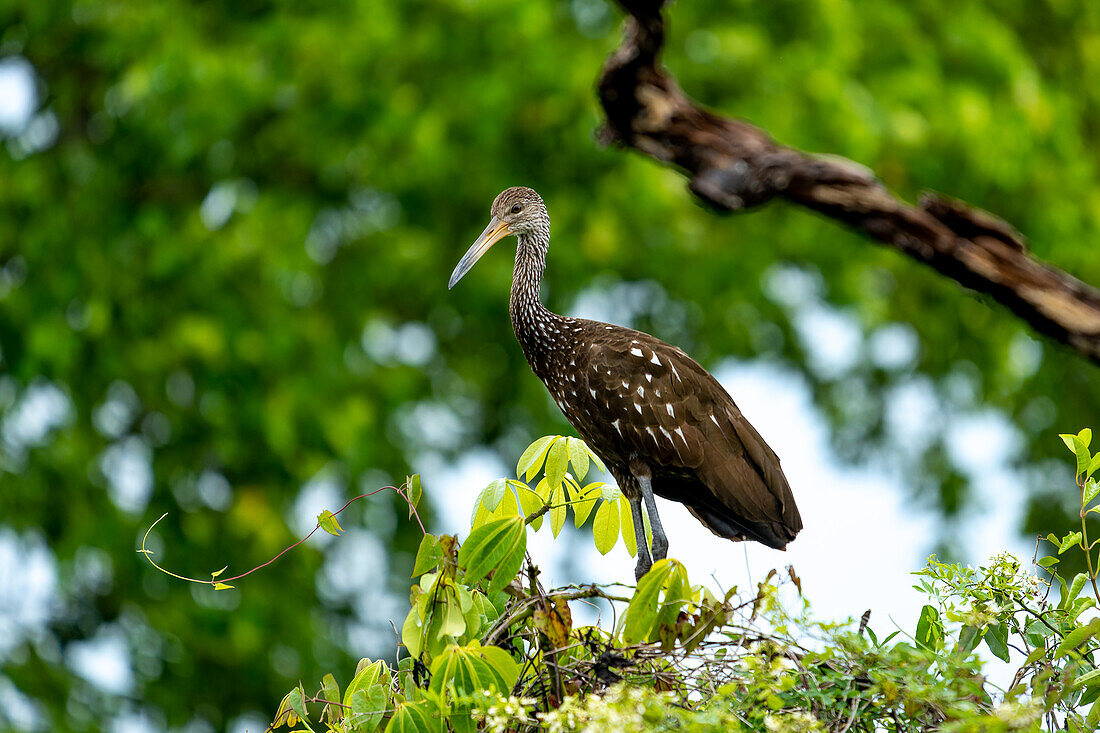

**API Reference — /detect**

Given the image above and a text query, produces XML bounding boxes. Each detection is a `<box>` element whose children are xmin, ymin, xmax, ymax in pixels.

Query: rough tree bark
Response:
<box><xmin>597</xmin><ymin>0</ymin><xmax>1100</xmax><ymax>365</ymax></box>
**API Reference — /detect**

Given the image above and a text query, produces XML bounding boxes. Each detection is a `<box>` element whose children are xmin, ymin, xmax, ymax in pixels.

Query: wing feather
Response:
<box><xmin>568</xmin><ymin>321</ymin><xmax>801</xmax><ymax>547</ymax></box>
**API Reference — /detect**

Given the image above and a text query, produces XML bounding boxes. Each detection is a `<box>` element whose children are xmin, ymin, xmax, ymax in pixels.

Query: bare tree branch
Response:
<box><xmin>597</xmin><ymin>0</ymin><xmax>1100</xmax><ymax>364</ymax></box>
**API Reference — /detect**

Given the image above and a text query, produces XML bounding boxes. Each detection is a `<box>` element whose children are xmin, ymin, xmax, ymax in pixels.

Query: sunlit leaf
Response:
<box><xmin>516</xmin><ymin>485</ymin><xmax>546</xmax><ymax>531</ymax></box>
<box><xmin>549</xmin><ymin>481</ymin><xmax>567</xmax><ymax>537</ymax></box>
<box><xmin>593</xmin><ymin>499</ymin><xmax>620</xmax><ymax>555</ymax></box>
<box><xmin>544</xmin><ymin>439</ymin><xmax>569</xmax><ymax>489</ymax></box>
<box><xmin>318</xmin><ymin>509</ymin><xmax>343</xmax><ymax>537</ymax></box>
<box><xmin>573</xmin><ymin>483</ymin><xmax>602</xmax><ymax>528</ymax></box>
<box><xmin>517</xmin><ymin>436</ymin><xmax>557</xmax><ymax>481</ymax></box>
<box><xmin>566</xmin><ymin>437</ymin><xmax>590</xmax><ymax>481</ymax></box>
<box><xmin>619</xmin><ymin>494</ymin><xmax>638</xmax><ymax>557</ymax></box>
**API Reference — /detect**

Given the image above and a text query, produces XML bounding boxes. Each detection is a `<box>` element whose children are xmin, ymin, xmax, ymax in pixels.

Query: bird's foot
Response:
<box><xmin>651</xmin><ymin>536</ymin><xmax>669</xmax><ymax>561</ymax></box>
<box><xmin>634</xmin><ymin>555</ymin><xmax>652</xmax><ymax>582</ymax></box>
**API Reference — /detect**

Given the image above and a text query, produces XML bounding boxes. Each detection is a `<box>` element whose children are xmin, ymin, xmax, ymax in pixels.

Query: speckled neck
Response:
<box><xmin>510</xmin><ymin>229</ymin><xmax>565</xmax><ymax>375</ymax></box>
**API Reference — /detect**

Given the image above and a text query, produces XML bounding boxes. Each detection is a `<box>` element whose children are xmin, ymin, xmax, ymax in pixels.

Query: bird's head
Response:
<box><xmin>448</xmin><ymin>186</ymin><xmax>548</xmax><ymax>289</ymax></box>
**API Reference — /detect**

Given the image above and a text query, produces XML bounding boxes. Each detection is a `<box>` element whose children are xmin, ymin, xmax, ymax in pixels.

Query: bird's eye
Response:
<box><xmin>510</xmin><ymin>204</ymin><xmax>523</xmax><ymax>214</ymax></box>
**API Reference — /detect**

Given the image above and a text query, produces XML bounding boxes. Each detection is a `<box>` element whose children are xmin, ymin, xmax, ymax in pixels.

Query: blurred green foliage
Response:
<box><xmin>0</xmin><ymin>0</ymin><xmax>1098</xmax><ymax>729</ymax></box>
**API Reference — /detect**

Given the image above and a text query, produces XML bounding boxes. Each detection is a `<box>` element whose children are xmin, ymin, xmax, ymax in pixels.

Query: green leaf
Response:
<box><xmin>1037</xmin><ymin>555</ymin><xmax>1060</xmax><ymax>568</ymax></box>
<box><xmin>412</xmin><ymin>534</ymin><xmax>443</xmax><ymax>577</ymax></box>
<box><xmin>1075</xmin><ymin>667</ymin><xmax>1100</xmax><ymax>690</ymax></box>
<box><xmin>592</xmin><ymin>498</ymin><xmax>620</xmax><ymax>555</ymax></box>
<box><xmin>549</xmin><ymin>481</ymin><xmax>566</xmax><ymax>537</ymax></box>
<box><xmin>914</xmin><ymin>604</ymin><xmax>943</xmax><ymax>652</ymax></box>
<box><xmin>1060</xmin><ymin>531</ymin><xmax>1084</xmax><ymax>554</ymax></box>
<box><xmin>1055</xmin><ymin>618</ymin><xmax>1100</xmax><ymax>659</ymax></box>
<box><xmin>457</xmin><ymin>517</ymin><xmax>526</xmax><ymax>594</ymax></box>
<box><xmin>344</xmin><ymin>660</ymin><xmax>388</xmax><ymax>707</ymax></box>
<box><xmin>401</xmin><ymin>607</ymin><xmax>423</xmax><ymax>660</ymax></box>
<box><xmin>566</xmin><ymin>437</ymin><xmax>590</xmax><ymax>481</ymax></box>
<box><xmin>318</xmin><ymin>509</ymin><xmax>343</xmax><ymax>537</ymax></box>
<box><xmin>1063</xmin><ymin>433</ymin><xmax>1093</xmax><ymax>477</ymax></box>
<box><xmin>1063</xmin><ymin>572</ymin><xmax>1090</xmax><ymax>609</ymax></box>
<box><xmin>985</xmin><ymin>623</ymin><xmax>1010</xmax><ymax>662</ymax></box>
<box><xmin>517</xmin><ymin>436</ymin><xmax>557</xmax><ymax>481</ymax></box>
<box><xmin>1086</xmin><ymin>478</ymin><xmax>1100</xmax><ymax>506</ymax></box>
<box><xmin>385</xmin><ymin>701</ymin><xmax>437</xmax><ymax>733</ymax></box>
<box><xmin>516</xmin><ymin>485</ymin><xmax>545</xmax><ymax>531</ymax></box>
<box><xmin>544</xmin><ymin>439</ymin><xmax>569</xmax><ymax>489</ymax></box>
<box><xmin>287</xmin><ymin>686</ymin><xmax>310</xmax><ymax>727</ymax></box>
<box><xmin>623</xmin><ymin>559</ymin><xmax>675</xmax><ymax>643</ymax></box>
<box><xmin>213</xmin><ymin>582</ymin><xmax>234</xmax><ymax>591</ymax></box>
<box><xmin>1089</xmin><ymin>454</ymin><xmax>1100</xmax><ymax>480</ymax></box>
<box><xmin>321</xmin><ymin>673</ymin><xmax>340</xmax><ymax>708</ymax></box>
<box><xmin>477</xmin><ymin>645</ymin><xmax>520</xmax><ymax>691</ymax></box>
<box><xmin>572</xmin><ymin>483</ymin><xmax>602</xmax><ymax>528</ymax></box>
<box><xmin>348</xmin><ymin>686</ymin><xmax>387</xmax><ymax>732</ymax></box>
<box><xmin>955</xmin><ymin>625</ymin><xmax>983</xmax><ymax>655</ymax></box>
<box><xmin>618</xmin><ymin>494</ymin><xmax>638</xmax><ymax>558</ymax></box>
<box><xmin>408</xmin><ymin>474</ymin><xmax>423</xmax><ymax>519</ymax></box>
<box><xmin>482</xmin><ymin>479</ymin><xmax>507</xmax><ymax>513</ymax></box>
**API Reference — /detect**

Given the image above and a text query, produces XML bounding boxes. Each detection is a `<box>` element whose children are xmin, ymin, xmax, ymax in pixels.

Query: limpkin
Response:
<box><xmin>449</xmin><ymin>187</ymin><xmax>802</xmax><ymax>580</ymax></box>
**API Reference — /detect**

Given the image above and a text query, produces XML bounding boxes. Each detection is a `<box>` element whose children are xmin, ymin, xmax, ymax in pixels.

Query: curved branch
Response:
<box><xmin>597</xmin><ymin>0</ymin><xmax>1100</xmax><ymax>364</ymax></box>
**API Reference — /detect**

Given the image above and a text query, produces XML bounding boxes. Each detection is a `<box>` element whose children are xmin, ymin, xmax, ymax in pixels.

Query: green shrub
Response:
<box><xmin>258</xmin><ymin>429</ymin><xmax>1100</xmax><ymax>731</ymax></box>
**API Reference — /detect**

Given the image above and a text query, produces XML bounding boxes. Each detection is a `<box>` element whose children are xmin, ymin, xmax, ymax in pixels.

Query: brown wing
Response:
<box><xmin>570</xmin><ymin>321</ymin><xmax>801</xmax><ymax>549</ymax></box>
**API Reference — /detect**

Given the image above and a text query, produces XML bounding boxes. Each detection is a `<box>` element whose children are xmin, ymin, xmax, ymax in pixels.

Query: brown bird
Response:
<box><xmin>449</xmin><ymin>187</ymin><xmax>801</xmax><ymax>579</ymax></box>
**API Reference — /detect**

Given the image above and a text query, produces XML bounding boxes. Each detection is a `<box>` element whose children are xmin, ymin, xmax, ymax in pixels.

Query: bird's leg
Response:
<box><xmin>639</xmin><ymin>475</ymin><xmax>669</xmax><ymax>561</ymax></box>
<box><xmin>629</xmin><ymin>494</ymin><xmax>652</xmax><ymax>581</ymax></box>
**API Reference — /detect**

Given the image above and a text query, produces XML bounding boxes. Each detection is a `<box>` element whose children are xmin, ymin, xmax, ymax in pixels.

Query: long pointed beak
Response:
<box><xmin>448</xmin><ymin>216</ymin><xmax>513</xmax><ymax>289</ymax></box>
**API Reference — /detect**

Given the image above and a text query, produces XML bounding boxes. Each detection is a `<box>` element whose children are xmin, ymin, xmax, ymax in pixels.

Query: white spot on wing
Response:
<box><xmin>630</xmin><ymin>347</ymin><xmax>644</xmax><ymax>357</ymax></box>
<box><xmin>636</xmin><ymin>386</ymin><xmax>645</xmax><ymax>397</ymax></box>
<box><xmin>666</xmin><ymin>404</ymin><xmax>675</xmax><ymax>417</ymax></box>
<box><xmin>649</xmin><ymin>354</ymin><xmax>661</xmax><ymax>365</ymax></box>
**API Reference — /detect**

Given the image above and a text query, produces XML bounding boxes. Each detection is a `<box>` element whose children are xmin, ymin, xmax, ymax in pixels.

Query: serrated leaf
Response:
<box><xmin>517</xmin><ymin>436</ymin><xmax>557</xmax><ymax>481</ymax></box>
<box><xmin>318</xmin><ymin>509</ymin><xmax>343</xmax><ymax>537</ymax></box>
<box><xmin>593</xmin><ymin>499</ymin><xmax>620</xmax><ymax>555</ymax></box>
<box><xmin>566</xmin><ymin>437</ymin><xmax>590</xmax><ymax>481</ymax></box>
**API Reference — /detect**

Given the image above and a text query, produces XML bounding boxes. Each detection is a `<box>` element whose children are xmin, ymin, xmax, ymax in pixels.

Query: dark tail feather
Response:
<box><xmin>688</xmin><ymin>502</ymin><xmax>797</xmax><ymax>551</ymax></box>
